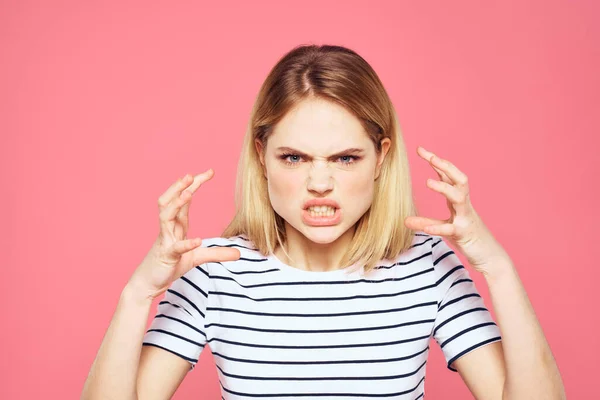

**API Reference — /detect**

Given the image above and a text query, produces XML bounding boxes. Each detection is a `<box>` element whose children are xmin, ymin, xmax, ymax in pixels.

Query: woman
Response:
<box><xmin>82</xmin><ymin>45</ymin><xmax>565</xmax><ymax>399</ymax></box>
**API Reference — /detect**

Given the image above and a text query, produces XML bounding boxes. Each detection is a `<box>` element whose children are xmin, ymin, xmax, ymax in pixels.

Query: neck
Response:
<box><xmin>274</xmin><ymin>223</ymin><xmax>356</xmax><ymax>272</ymax></box>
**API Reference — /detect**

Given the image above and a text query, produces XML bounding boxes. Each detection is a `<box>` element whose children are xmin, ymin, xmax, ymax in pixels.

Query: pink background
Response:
<box><xmin>2</xmin><ymin>0</ymin><xmax>598</xmax><ymax>398</ymax></box>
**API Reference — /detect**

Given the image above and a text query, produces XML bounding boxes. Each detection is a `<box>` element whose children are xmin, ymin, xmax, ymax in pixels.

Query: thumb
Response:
<box><xmin>191</xmin><ymin>246</ymin><xmax>242</xmax><ymax>269</ymax></box>
<box><xmin>404</xmin><ymin>216</ymin><xmax>447</xmax><ymax>231</ymax></box>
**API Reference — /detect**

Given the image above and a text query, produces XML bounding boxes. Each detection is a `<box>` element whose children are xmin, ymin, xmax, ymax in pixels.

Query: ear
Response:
<box><xmin>375</xmin><ymin>138</ymin><xmax>391</xmax><ymax>180</ymax></box>
<box><xmin>254</xmin><ymin>139</ymin><xmax>267</xmax><ymax>178</ymax></box>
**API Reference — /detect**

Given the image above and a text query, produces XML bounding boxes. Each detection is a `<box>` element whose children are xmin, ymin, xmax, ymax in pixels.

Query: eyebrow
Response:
<box><xmin>275</xmin><ymin>147</ymin><xmax>365</xmax><ymax>158</ymax></box>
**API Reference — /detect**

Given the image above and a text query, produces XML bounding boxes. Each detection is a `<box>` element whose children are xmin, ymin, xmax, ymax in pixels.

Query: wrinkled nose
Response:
<box><xmin>307</xmin><ymin>162</ymin><xmax>334</xmax><ymax>194</ymax></box>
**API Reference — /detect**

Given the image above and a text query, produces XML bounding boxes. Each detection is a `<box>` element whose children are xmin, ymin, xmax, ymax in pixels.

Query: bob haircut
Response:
<box><xmin>222</xmin><ymin>44</ymin><xmax>420</xmax><ymax>275</ymax></box>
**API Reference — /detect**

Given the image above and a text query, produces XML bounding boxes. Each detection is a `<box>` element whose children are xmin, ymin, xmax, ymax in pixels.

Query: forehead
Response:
<box><xmin>269</xmin><ymin>98</ymin><xmax>371</xmax><ymax>152</ymax></box>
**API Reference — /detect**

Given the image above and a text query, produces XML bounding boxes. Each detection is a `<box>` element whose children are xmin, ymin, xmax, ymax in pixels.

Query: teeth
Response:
<box><xmin>307</xmin><ymin>205</ymin><xmax>336</xmax><ymax>217</ymax></box>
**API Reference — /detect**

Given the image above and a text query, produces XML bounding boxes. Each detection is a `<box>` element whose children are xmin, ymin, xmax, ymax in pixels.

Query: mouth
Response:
<box><xmin>302</xmin><ymin>206</ymin><xmax>342</xmax><ymax>226</ymax></box>
<box><xmin>304</xmin><ymin>205</ymin><xmax>338</xmax><ymax>216</ymax></box>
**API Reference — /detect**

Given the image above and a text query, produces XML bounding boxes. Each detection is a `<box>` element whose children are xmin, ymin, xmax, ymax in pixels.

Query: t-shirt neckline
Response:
<box><xmin>267</xmin><ymin>251</ymin><xmax>363</xmax><ymax>279</ymax></box>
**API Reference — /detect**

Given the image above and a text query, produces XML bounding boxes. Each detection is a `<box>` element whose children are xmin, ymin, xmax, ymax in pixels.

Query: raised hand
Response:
<box><xmin>128</xmin><ymin>169</ymin><xmax>241</xmax><ymax>300</ymax></box>
<box><xmin>404</xmin><ymin>146</ymin><xmax>511</xmax><ymax>275</ymax></box>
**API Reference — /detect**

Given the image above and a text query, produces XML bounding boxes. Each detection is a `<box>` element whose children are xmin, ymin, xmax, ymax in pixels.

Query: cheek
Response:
<box><xmin>342</xmin><ymin>168</ymin><xmax>375</xmax><ymax>195</ymax></box>
<box><xmin>339</xmin><ymin>168</ymin><xmax>377</xmax><ymax>211</ymax></box>
<box><xmin>267</xmin><ymin>168</ymin><xmax>303</xmax><ymax>205</ymax></box>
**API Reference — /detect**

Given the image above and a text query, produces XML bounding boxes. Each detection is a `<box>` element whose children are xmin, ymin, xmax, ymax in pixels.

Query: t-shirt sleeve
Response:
<box><xmin>430</xmin><ymin>235</ymin><xmax>502</xmax><ymax>372</ymax></box>
<box><xmin>142</xmin><ymin>262</ymin><xmax>211</xmax><ymax>371</ymax></box>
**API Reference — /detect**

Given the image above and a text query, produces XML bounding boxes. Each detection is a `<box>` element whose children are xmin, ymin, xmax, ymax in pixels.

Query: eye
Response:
<box><xmin>280</xmin><ymin>153</ymin><xmax>304</xmax><ymax>166</ymax></box>
<box><xmin>278</xmin><ymin>153</ymin><xmax>361</xmax><ymax>167</ymax></box>
<box><xmin>338</xmin><ymin>155</ymin><xmax>359</xmax><ymax>165</ymax></box>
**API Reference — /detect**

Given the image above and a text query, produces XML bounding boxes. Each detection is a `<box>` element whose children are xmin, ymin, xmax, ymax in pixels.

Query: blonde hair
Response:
<box><xmin>222</xmin><ymin>44</ymin><xmax>420</xmax><ymax>275</ymax></box>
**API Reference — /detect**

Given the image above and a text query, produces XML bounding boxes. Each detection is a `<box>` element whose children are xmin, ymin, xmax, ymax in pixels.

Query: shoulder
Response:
<box><xmin>362</xmin><ymin>231</ymin><xmax>438</xmax><ymax>278</ymax></box>
<box><xmin>197</xmin><ymin>235</ymin><xmax>277</xmax><ymax>274</ymax></box>
<box><xmin>388</xmin><ymin>232</ymin><xmax>454</xmax><ymax>279</ymax></box>
<box><xmin>407</xmin><ymin>232</ymin><xmax>455</xmax><ymax>263</ymax></box>
<box><xmin>393</xmin><ymin>231</ymin><xmax>442</xmax><ymax>263</ymax></box>
<box><xmin>199</xmin><ymin>235</ymin><xmax>259</xmax><ymax>252</ymax></box>
<box><xmin>410</xmin><ymin>231</ymin><xmax>440</xmax><ymax>251</ymax></box>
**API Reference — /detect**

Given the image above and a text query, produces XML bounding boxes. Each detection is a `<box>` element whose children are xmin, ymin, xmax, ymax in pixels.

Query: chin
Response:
<box><xmin>299</xmin><ymin>226</ymin><xmax>345</xmax><ymax>244</ymax></box>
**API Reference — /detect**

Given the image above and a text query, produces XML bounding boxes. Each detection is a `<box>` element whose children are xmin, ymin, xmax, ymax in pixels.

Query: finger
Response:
<box><xmin>418</xmin><ymin>146</ymin><xmax>468</xmax><ymax>187</ymax></box>
<box><xmin>170</xmin><ymin>237</ymin><xmax>203</xmax><ymax>256</ymax></box>
<box><xmin>404</xmin><ymin>215</ymin><xmax>447</xmax><ymax>231</ymax></box>
<box><xmin>158</xmin><ymin>173</ymin><xmax>194</xmax><ymax>211</ymax></box>
<box><xmin>159</xmin><ymin>189</ymin><xmax>193</xmax><ymax>236</ymax></box>
<box><xmin>416</xmin><ymin>147</ymin><xmax>452</xmax><ymax>184</ymax></box>
<box><xmin>178</xmin><ymin>170</ymin><xmax>215</xmax><ymax>223</ymax></box>
<box><xmin>423</xmin><ymin>223</ymin><xmax>456</xmax><ymax>236</ymax></box>
<box><xmin>192</xmin><ymin>246</ymin><xmax>242</xmax><ymax>266</ymax></box>
<box><xmin>431</xmin><ymin>162</ymin><xmax>452</xmax><ymax>184</ymax></box>
<box><xmin>161</xmin><ymin>169</ymin><xmax>214</xmax><ymax>228</ymax></box>
<box><xmin>426</xmin><ymin>178</ymin><xmax>470</xmax><ymax>215</ymax></box>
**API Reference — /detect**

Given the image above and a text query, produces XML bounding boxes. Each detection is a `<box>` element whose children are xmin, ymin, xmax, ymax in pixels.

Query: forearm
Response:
<box><xmin>81</xmin><ymin>285</ymin><xmax>153</xmax><ymax>400</ymax></box>
<box><xmin>484</xmin><ymin>261</ymin><xmax>566</xmax><ymax>400</ymax></box>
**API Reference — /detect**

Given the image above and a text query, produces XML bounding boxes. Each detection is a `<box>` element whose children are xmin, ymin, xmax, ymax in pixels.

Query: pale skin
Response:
<box><xmin>253</xmin><ymin>98</ymin><xmax>565</xmax><ymax>398</ymax></box>
<box><xmin>405</xmin><ymin>146</ymin><xmax>566</xmax><ymax>399</ymax></box>
<box><xmin>81</xmin><ymin>170</ymin><xmax>242</xmax><ymax>400</ymax></box>
<box><xmin>254</xmin><ymin>98</ymin><xmax>391</xmax><ymax>272</ymax></box>
<box><xmin>82</xmin><ymin>98</ymin><xmax>565</xmax><ymax>399</ymax></box>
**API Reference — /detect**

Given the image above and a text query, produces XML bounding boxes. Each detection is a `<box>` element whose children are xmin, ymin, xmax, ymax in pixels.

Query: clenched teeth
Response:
<box><xmin>307</xmin><ymin>205</ymin><xmax>336</xmax><ymax>217</ymax></box>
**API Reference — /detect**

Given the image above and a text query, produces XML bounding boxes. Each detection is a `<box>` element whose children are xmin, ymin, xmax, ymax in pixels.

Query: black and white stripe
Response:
<box><xmin>143</xmin><ymin>233</ymin><xmax>501</xmax><ymax>398</ymax></box>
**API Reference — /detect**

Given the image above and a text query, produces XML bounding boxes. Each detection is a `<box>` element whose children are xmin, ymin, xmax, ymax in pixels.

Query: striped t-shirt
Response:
<box><xmin>142</xmin><ymin>232</ymin><xmax>502</xmax><ymax>399</ymax></box>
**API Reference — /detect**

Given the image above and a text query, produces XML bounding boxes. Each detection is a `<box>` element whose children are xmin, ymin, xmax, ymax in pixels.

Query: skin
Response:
<box><xmin>83</xmin><ymin>99</ymin><xmax>564</xmax><ymax>400</ymax></box>
<box><xmin>254</xmin><ymin>98</ymin><xmax>559</xmax><ymax>397</ymax></box>
<box><xmin>404</xmin><ymin>146</ymin><xmax>565</xmax><ymax>399</ymax></box>
<box><xmin>255</xmin><ymin>97</ymin><xmax>391</xmax><ymax>272</ymax></box>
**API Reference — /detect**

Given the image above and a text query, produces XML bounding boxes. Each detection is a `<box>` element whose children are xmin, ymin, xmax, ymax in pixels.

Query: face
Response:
<box><xmin>255</xmin><ymin>98</ymin><xmax>391</xmax><ymax>245</ymax></box>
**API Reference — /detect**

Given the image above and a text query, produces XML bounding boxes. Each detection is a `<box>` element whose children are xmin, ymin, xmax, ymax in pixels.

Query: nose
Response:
<box><xmin>306</xmin><ymin>161</ymin><xmax>334</xmax><ymax>194</ymax></box>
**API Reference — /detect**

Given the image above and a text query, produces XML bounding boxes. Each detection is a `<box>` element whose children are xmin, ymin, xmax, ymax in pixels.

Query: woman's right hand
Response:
<box><xmin>127</xmin><ymin>169</ymin><xmax>241</xmax><ymax>300</ymax></box>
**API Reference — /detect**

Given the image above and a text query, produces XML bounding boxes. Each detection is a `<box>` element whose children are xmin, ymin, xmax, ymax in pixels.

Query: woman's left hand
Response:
<box><xmin>404</xmin><ymin>146</ymin><xmax>512</xmax><ymax>276</ymax></box>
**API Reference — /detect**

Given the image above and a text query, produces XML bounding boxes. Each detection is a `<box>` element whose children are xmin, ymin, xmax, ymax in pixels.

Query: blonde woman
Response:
<box><xmin>82</xmin><ymin>45</ymin><xmax>565</xmax><ymax>399</ymax></box>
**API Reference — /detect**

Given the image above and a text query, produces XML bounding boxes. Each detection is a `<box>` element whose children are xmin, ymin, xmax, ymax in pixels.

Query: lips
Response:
<box><xmin>302</xmin><ymin>207</ymin><xmax>342</xmax><ymax>226</ymax></box>
<box><xmin>301</xmin><ymin>198</ymin><xmax>342</xmax><ymax>226</ymax></box>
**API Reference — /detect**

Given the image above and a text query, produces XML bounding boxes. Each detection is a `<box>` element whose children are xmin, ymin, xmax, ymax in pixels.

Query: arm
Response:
<box><xmin>406</xmin><ymin>147</ymin><xmax>566</xmax><ymax>399</ymax></box>
<box><xmin>80</xmin><ymin>284</ymin><xmax>190</xmax><ymax>400</ymax></box>
<box><xmin>81</xmin><ymin>171</ymin><xmax>240</xmax><ymax>399</ymax></box>
<box><xmin>484</xmin><ymin>260</ymin><xmax>565</xmax><ymax>400</ymax></box>
<box><xmin>452</xmin><ymin>258</ymin><xmax>566</xmax><ymax>400</ymax></box>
